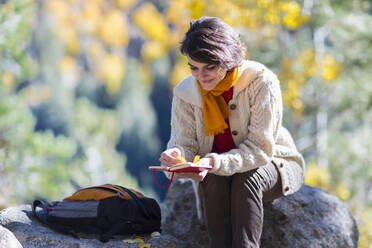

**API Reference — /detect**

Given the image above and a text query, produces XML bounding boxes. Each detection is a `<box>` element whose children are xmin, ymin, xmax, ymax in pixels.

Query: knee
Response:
<box><xmin>202</xmin><ymin>174</ymin><xmax>226</xmax><ymax>192</ymax></box>
<box><xmin>232</xmin><ymin>170</ymin><xmax>264</xmax><ymax>199</ymax></box>
<box><xmin>201</xmin><ymin>173</ymin><xmax>231</xmax><ymax>202</ymax></box>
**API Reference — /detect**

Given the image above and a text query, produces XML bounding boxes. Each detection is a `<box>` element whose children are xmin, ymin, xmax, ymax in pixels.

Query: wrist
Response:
<box><xmin>209</xmin><ymin>158</ymin><xmax>214</xmax><ymax>167</ymax></box>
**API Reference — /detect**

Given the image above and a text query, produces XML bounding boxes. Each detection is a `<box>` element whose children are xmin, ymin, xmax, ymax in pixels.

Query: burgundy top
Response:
<box><xmin>212</xmin><ymin>87</ymin><xmax>237</xmax><ymax>154</ymax></box>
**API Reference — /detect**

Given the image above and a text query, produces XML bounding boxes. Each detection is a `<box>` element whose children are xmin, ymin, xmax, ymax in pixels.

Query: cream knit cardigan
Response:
<box><xmin>166</xmin><ymin>60</ymin><xmax>305</xmax><ymax>217</ymax></box>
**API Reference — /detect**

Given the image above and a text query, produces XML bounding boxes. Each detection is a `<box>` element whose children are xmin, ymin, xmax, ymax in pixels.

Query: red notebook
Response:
<box><xmin>148</xmin><ymin>155</ymin><xmax>212</xmax><ymax>173</ymax></box>
<box><xmin>148</xmin><ymin>162</ymin><xmax>212</xmax><ymax>173</ymax></box>
<box><xmin>149</xmin><ymin>156</ymin><xmax>212</xmax><ymax>189</ymax></box>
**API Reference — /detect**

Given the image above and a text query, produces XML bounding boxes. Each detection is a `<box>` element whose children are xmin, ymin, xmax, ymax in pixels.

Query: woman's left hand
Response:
<box><xmin>178</xmin><ymin>157</ymin><xmax>213</xmax><ymax>182</ymax></box>
<box><xmin>178</xmin><ymin>170</ymin><xmax>209</xmax><ymax>182</ymax></box>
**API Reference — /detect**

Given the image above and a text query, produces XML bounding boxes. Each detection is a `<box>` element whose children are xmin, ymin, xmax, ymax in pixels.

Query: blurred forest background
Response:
<box><xmin>0</xmin><ymin>0</ymin><xmax>371</xmax><ymax>246</ymax></box>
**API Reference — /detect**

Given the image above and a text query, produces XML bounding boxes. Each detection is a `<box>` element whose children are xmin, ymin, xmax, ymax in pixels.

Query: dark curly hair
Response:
<box><xmin>180</xmin><ymin>17</ymin><xmax>246</xmax><ymax>71</ymax></box>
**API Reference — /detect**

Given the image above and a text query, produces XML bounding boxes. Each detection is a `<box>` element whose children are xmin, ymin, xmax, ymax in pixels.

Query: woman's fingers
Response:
<box><xmin>159</xmin><ymin>157</ymin><xmax>168</xmax><ymax>166</ymax></box>
<box><xmin>160</xmin><ymin>154</ymin><xmax>179</xmax><ymax>166</ymax></box>
<box><xmin>170</xmin><ymin>150</ymin><xmax>180</xmax><ymax>157</ymax></box>
<box><xmin>160</xmin><ymin>148</ymin><xmax>183</xmax><ymax>166</ymax></box>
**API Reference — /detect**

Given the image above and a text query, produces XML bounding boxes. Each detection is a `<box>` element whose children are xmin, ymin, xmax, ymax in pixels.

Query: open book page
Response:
<box><xmin>169</xmin><ymin>162</ymin><xmax>212</xmax><ymax>173</ymax></box>
<box><xmin>148</xmin><ymin>165</ymin><xmax>172</xmax><ymax>172</ymax></box>
<box><xmin>148</xmin><ymin>155</ymin><xmax>212</xmax><ymax>173</ymax></box>
<box><xmin>148</xmin><ymin>163</ymin><xmax>212</xmax><ymax>173</ymax></box>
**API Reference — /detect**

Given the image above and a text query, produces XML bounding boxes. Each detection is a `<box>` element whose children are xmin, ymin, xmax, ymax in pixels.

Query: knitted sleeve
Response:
<box><xmin>207</xmin><ymin>76</ymin><xmax>282</xmax><ymax>175</ymax></box>
<box><xmin>166</xmin><ymin>96</ymin><xmax>199</xmax><ymax>169</ymax></box>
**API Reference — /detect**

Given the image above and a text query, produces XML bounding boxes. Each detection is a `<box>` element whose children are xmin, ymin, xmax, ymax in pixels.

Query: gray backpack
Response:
<box><xmin>32</xmin><ymin>184</ymin><xmax>161</xmax><ymax>242</ymax></box>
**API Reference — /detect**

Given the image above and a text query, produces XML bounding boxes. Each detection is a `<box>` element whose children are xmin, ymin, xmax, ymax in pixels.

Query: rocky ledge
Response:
<box><xmin>0</xmin><ymin>180</ymin><xmax>358</xmax><ymax>248</ymax></box>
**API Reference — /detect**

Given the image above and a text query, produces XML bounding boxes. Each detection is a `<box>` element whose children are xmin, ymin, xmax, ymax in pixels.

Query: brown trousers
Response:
<box><xmin>200</xmin><ymin>162</ymin><xmax>283</xmax><ymax>248</ymax></box>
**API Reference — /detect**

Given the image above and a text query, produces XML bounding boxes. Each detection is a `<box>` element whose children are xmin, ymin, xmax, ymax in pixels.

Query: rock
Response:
<box><xmin>0</xmin><ymin>205</ymin><xmax>183</xmax><ymax>248</ymax></box>
<box><xmin>162</xmin><ymin>179</ymin><xmax>359</xmax><ymax>248</ymax></box>
<box><xmin>261</xmin><ymin>186</ymin><xmax>359</xmax><ymax>248</ymax></box>
<box><xmin>0</xmin><ymin>181</ymin><xmax>359</xmax><ymax>248</ymax></box>
<box><xmin>161</xmin><ymin>179</ymin><xmax>210</xmax><ymax>248</ymax></box>
<box><xmin>0</xmin><ymin>225</ymin><xmax>23</xmax><ymax>248</ymax></box>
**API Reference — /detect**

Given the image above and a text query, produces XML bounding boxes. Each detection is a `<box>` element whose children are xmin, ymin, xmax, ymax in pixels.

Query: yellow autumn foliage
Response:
<box><xmin>305</xmin><ymin>162</ymin><xmax>331</xmax><ymax>190</ymax></box>
<box><xmin>291</xmin><ymin>98</ymin><xmax>304</xmax><ymax>112</ymax></box>
<box><xmin>279</xmin><ymin>49</ymin><xmax>341</xmax><ymax>112</ymax></box>
<box><xmin>321</xmin><ymin>54</ymin><xmax>342</xmax><ymax>81</ymax></box>
<box><xmin>170</xmin><ymin>57</ymin><xmax>190</xmax><ymax>86</ymax></box>
<box><xmin>241</xmin><ymin>8</ymin><xmax>262</xmax><ymax>29</ymax></box>
<box><xmin>279</xmin><ymin>2</ymin><xmax>309</xmax><ymax>30</ymax></box>
<box><xmin>282</xmin><ymin>79</ymin><xmax>304</xmax><ymax>111</ymax></box>
<box><xmin>59</xmin><ymin>56</ymin><xmax>77</xmax><ymax>73</ymax></box>
<box><xmin>296</xmin><ymin>48</ymin><xmax>318</xmax><ymax>78</ymax></box>
<box><xmin>57</xmin><ymin>26</ymin><xmax>81</xmax><ymax>55</ymax></box>
<box><xmin>166</xmin><ymin>0</ymin><xmax>189</xmax><ymax>29</ymax></box>
<box><xmin>142</xmin><ymin>41</ymin><xmax>167</xmax><ymax>62</ymax></box>
<box><xmin>116</xmin><ymin>0</ymin><xmax>138</xmax><ymax>11</ymax></box>
<box><xmin>305</xmin><ymin>163</ymin><xmax>351</xmax><ymax>201</ymax></box>
<box><xmin>59</xmin><ymin>56</ymin><xmax>80</xmax><ymax>89</ymax></box>
<box><xmin>264</xmin><ymin>8</ymin><xmax>280</xmax><ymax>25</ymax></box>
<box><xmin>99</xmin><ymin>10</ymin><xmax>129</xmax><ymax>47</ymax></box>
<box><xmin>80</xmin><ymin>1</ymin><xmax>102</xmax><ymax>34</ymax></box>
<box><xmin>282</xmin><ymin>12</ymin><xmax>309</xmax><ymax>30</ymax></box>
<box><xmin>279</xmin><ymin>1</ymin><xmax>301</xmax><ymax>14</ymax></box>
<box><xmin>335</xmin><ymin>183</ymin><xmax>350</xmax><ymax>201</ymax></box>
<box><xmin>257</xmin><ymin>0</ymin><xmax>275</xmax><ymax>9</ymax></box>
<box><xmin>358</xmin><ymin>210</ymin><xmax>372</xmax><ymax>248</ymax></box>
<box><xmin>133</xmin><ymin>3</ymin><xmax>169</xmax><ymax>42</ymax></box>
<box><xmin>46</xmin><ymin>0</ymin><xmax>69</xmax><ymax>24</ymax></box>
<box><xmin>89</xmin><ymin>0</ymin><xmax>105</xmax><ymax>5</ymax></box>
<box><xmin>189</xmin><ymin>0</ymin><xmax>207</xmax><ymax>19</ymax></box>
<box><xmin>100</xmin><ymin>54</ymin><xmax>125</xmax><ymax>94</ymax></box>
<box><xmin>86</xmin><ymin>41</ymin><xmax>106</xmax><ymax>78</ymax></box>
<box><xmin>87</xmin><ymin>41</ymin><xmax>106</xmax><ymax>61</ymax></box>
<box><xmin>208</xmin><ymin>0</ymin><xmax>243</xmax><ymax>26</ymax></box>
<box><xmin>278</xmin><ymin>57</ymin><xmax>295</xmax><ymax>82</ymax></box>
<box><xmin>41</xmin><ymin>0</ymin><xmax>334</xmax><ymax>111</ymax></box>
<box><xmin>2</xmin><ymin>71</ymin><xmax>16</xmax><ymax>88</ymax></box>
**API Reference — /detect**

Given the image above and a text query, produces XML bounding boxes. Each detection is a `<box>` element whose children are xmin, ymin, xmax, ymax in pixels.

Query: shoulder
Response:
<box><xmin>235</xmin><ymin>60</ymin><xmax>281</xmax><ymax>98</ymax></box>
<box><xmin>173</xmin><ymin>74</ymin><xmax>203</xmax><ymax>108</ymax></box>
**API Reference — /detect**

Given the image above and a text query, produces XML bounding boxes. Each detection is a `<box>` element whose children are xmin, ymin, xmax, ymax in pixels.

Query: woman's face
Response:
<box><xmin>187</xmin><ymin>56</ymin><xmax>227</xmax><ymax>91</ymax></box>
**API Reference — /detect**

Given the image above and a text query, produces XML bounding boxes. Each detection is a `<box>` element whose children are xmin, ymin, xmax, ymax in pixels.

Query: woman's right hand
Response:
<box><xmin>159</xmin><ymin>147</ymin><xmax>183</xmax><ymax>167</ymax></box>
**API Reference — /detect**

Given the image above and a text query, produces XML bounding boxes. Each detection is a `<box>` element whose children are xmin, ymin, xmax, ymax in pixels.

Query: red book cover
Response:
<box><xmin>148</xmin><ymin>156</ymin><xmax>212</xmax><ymax>173</ymax></box>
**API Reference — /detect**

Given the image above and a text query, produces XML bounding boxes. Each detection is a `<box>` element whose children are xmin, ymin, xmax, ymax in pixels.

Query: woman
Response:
<box><xmin>159</xmin><ymin>17</ymin><xmax>305</xmax><ymax>248</ymax></box>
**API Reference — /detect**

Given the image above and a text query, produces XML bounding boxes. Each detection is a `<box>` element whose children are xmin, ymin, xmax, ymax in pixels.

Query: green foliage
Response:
<box><xmin>0</xmin><ymin>84</ymin><xmax>150</xmax><ymax>207</ymax></box>
<box><xmin>0</xmin><ymin>0</ymin><xmax>150</xmax><ymax>208</ymax></box>
<box><xmin>0</xmin><ymin>94</ymin><xmax>77</xmax><ymax>205</ymax></box>
<box><xmin>70</xmin><ymin>97</ymin><xmax>144</xmax><ymax>193</ymax></box>
<box><xmin>0</xmin><ymin>0</ymin><xmax>38</xmax><ymax>81</ymax></box>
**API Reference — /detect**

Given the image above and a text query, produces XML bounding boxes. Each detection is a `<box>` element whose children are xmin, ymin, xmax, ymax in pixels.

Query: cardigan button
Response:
<box><xmin>279</xmin><ymin>163</ymin><xmax>284</xmax><ymax>168</ymax></box>
<box><xmin>284</xmin><ymin>186</ymin><xmax>290</xmax><ymax>192</ymax></box>
<box><xmin>229</xmin><ymin>104</ymin><xmax>237</xmax><ymax>110</ymax></box>
<box><xmin>232</xmin><ymin>130</ymin><xmax>238</xmax><ymax>136</ymax></box>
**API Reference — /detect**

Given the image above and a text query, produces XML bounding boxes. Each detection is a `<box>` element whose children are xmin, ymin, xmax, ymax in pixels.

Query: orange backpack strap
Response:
<box><xmin>64</xmin><ymin>184</ymin><xmax>144</xmax><ymax>201</ymax></box>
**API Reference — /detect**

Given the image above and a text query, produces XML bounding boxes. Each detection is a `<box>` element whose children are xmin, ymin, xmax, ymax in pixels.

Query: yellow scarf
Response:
<box><xmin>197</xmin><ymin>66</ymin><xmax>241</xmax><ymax>136</ymax></box>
